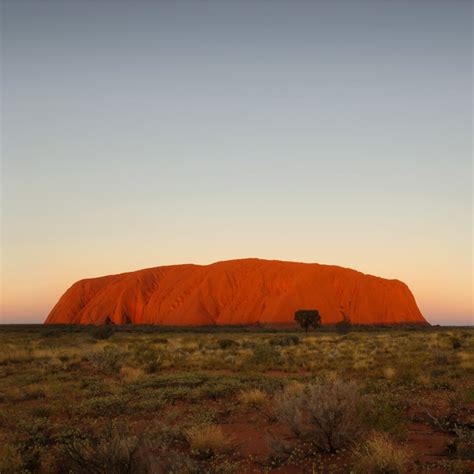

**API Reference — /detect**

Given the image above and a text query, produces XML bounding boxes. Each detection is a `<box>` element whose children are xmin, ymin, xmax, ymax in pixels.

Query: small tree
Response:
<box><xmin>294</xmin><ymin>310</ymin><xmax>321</xmax><ymax>332</ymax></box>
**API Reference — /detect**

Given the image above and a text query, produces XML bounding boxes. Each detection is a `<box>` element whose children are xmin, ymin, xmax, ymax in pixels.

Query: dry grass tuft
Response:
<box><xmin>120</xmin><ymin>366</ymin><xmax>145</xmax><ymax>383</ymax></box>
<box><xmin>458</xmin><ymin>351</ymin><xmax>474</xmax><ymax>369</ymax></box>
<box><xmin>383</xmin><ymin>367</ymin><xmax>396</xmax><ymax>380</ymax></box>
<box><xmin>185</xmin><ymin>425</ymin><xmax>231</xmax><ymax>459</ymax></box>
<box><xmin>354</xmin><ymin>432</ymin><xmax>410</xmax><ymax>473</ymax></box>
<box><xmin>283</xmin><ymin>381</ymin><xmax>305</xmax><ymax>397</ymax></box>
<box><xmin>238</xmin><ymin>388</ymin><xmax>267</xmax><ymax>408</ymax></box>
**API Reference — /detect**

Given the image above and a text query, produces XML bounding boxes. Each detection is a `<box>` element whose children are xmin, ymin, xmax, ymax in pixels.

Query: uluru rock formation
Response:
<box><xmin>45</xmin><ymin>259</ymin><xmax>427</xmax><ymax>326</ymax></box>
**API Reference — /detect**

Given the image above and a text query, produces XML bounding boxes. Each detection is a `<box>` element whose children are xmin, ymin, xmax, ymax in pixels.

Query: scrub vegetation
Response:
<box><xmin>0</xmin><ymin>325</ymin><xmax>472</xmax><ymax>473</ymax></box>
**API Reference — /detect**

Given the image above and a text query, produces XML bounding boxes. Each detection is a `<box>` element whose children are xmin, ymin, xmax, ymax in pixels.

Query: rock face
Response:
<box><xmin>44</xmin><ymin>258</ymin><xmax>427</xmax><ymax>326</ymax></box>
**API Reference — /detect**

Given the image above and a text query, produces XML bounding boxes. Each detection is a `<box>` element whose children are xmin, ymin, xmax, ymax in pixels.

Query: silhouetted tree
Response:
<box><xmin>294</xmin><ymin>310</ymin><xmax>321</xmax><ymax>332</ymax></box>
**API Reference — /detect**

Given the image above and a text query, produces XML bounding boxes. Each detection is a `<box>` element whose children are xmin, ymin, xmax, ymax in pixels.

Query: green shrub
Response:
<box><xmin>81</xmin><ymin>395</ymin><xmax>129</xmax><ymax>417</ymax></box>
<box><xmin>41</xmin><ymin>328</ymin><xmax>58</xmax><ymax>338</ymax></box>
<box><xmin>451</xmin><ymin>337</ymin><xmax>462</xmax><ymax>350</ymax></box>
<box><xmin>336</xmin><ymin>320</ymin><xmax>352</xmax><ymax>335</ymax></box>
<box><xmin>142</xmin><ymin>450</ymin><xmax>197</xmax><ymax>473</ymax></box>
<box><xmin>462</xmin><ymin>384</ymin><xmax>474</xmax><ymax>404</ymax></box>
<box><xmin>13</xmin><ymin>417</ymin><xmax>56</xmax><ymax>472</ymax></box>
<box><xmin>242</xmin><ymin>341</ymin><xmax>256</xmax><ymax>349</ymax></box>
<box><xmin>30</xmin><ymin>407</ymin><xmax>52</xmax><ymax>419</ymax></box>
<box><xmin>248</xmin><ymin>344</ymin><xmax>281</xmax><ymax>368</ymax></box>
<box><xmin>23</xmin><ymin>386</ymin><xmax>47</xmax><ymax>400</ymax></box>
<box><xmin>364</xmin><ymin>396</ymin><xmax>406</xmax><ymax>437</ymax></box>
<box><xmin>0</xmin><ymin>444</ymin><xmax>24</xmax><ymax>473</ymax></box>
<box><xmin>217</xmin><ymin>338</ymin><xmax>239</xmax><ymax>350</ymax></box>
<box><xmin>269</xmin><ymin>336</ymin><xmax>300</xmax><ymax>347</ymax></box>
<box><xmin>88</xmin><ymin>346</ymin><xmax>124</xmax><ymax>372</ymax></box>
<box><xmin>134</xmin><ymin>345</ymin><xmax>162</xmax><ymax>373</ymax></box>
<box><xmin>61</xmin><ymin>423</ymin><xmax>140</xmax><ymax>473</ymax></box>
<box><xmin>433</xmin><ymin>352</ymin><xmax>449</xmax><ymax>365</ymax></box>
<box><xmin>91</xmin><ymin>325</ymin><xmax>115</xmax><ymax>340</ymax></box>
<box><xmin>450</xmin><ymin>428</ymin><xmax>474</xmax><ymax>460</ymax></box>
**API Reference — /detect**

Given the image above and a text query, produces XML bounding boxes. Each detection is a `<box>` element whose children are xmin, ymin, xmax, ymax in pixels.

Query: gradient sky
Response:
<box><xmin>1</xmin><ymin>0</ymin><xmax>472</xmax><ymax>325</ymax></box>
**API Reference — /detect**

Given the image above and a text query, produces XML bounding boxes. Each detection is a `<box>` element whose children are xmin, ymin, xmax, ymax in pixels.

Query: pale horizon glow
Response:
<box><xmin>1</xmin><ymin>1</ymin><xmax>472</xmax><ymax>326</ymax></box>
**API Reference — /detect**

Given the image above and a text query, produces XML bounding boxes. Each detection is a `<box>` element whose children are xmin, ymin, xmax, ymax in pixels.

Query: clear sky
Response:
<box><xmin>1</xmin><ymin>0</ymin><xmax>472</xmax><ymax>325</ymax></box>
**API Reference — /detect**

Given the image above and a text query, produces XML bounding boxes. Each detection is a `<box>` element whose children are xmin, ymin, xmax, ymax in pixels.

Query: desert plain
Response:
<box><xmin>0</xmin><ymin>324</ymin><xmax>472</xmax><ymax>473</ymax></box>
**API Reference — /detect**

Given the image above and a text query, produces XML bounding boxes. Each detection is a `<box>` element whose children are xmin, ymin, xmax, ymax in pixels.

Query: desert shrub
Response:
<box><xmin>383</xmin><ymin>367</ymin><xmax>397</xmax><ymax>380</ymax></box>
<box><xmin>141</xmin><ymin>449</ymin><xmax>196</xmax><ymax>474</ymax></box>
<box><xmin>23</xmin><ymin>385</ymin><xmax>47</xmax><ymax>400</ymax></box>
<box><xmin>120</xmin><ymin>366</ymin><xmax>145</xmax><ymax>383</ymax></box>
<box><xmin>81</xmin><ymin>395</ymin><xmax>129</xmax><ymax>417</ymax></box>
<box><xmin>270</xmin><ymin>335</ymin><xmax>300</xmax><ymax>347</ymax></box>
<box><xmin>193</xmin><ymin>409</ymin><xmax>219</xmax><ymax>425</ymax></box>
<box><xmin>185</xmin><ymin>425</ymin><xmax>231</xmax><ymax>459</ymax></box>
<box><xmin>363</xmin><ymin>395</ymin><xmax>406</xmax><ymax>438</ymax></box>
<box><xmin>336</xmin><ymin>320</ymin><xmax>352</xmax><ymax>335</ymax></box>
<box><xmin>451</xmin><ymin>337</ymin><xmax>462</xmax><ymax>350</ymax></box>
<box><xmin>283</xmin><ymin>380</ymin><xmax>306</xmax><ymax>397</ymax></box>
<box><xmin>30</xmin><ymin>406</ymin><xmax>52</xmax><ymax>418</ymax></box>
<box><xmin>80</xmin><ymin>378</ymin><xmax>112</xmax><ymax>397</ymax></box>
<box><xmin>151</xmin><ymin>417</ymin><xmax>188</xmax><ymax>447</ymax></box>
<box><xmin>462</xmin><ymin>384</ymin><xmax>474</xmax><ymax>403</ymax></box>
<box><xmin>61</xmin><ymin>423</ymin><xmax>140</xmax><ymax>473</ymax></box>
<box><xmin>433</xmin><ymin>352</ymin><xmax>449</xmax><ymax>365</ymax></box>
<box><xmin>274</xmin><ymin>386</ymin><xmax>305</xmax><ymax>431</ymax></box>
<box><xmin>354</xmin><ymin>432</ymin><xmax>410</xmax><ymax>473</ymax></box>
<box><xmin>394</xmin><ymin>364</ymin><xmax>420</xmax><ymax>387</ymax></box>
<box><xmin>125</xmin><ymin>373</ymin><xmax>250</xmax><ymax>403</ymax></box>
<box><xmin>188</xmin><ymin>378</ymin><xmax>243</xmax><ymax>401</ymax></box>
<box><xmin>134</xmin><ymin>345</ymin><xmax>162</xmax><ymax>373</ymax></box>
<box><xmin>91</xmin><ymin>325</ymin><xmax>115</xmax><ymax>340</ymax></box>
<box><xmin>432</xmin><ymin>379</ymin><xmax>454</xmax><ymax>391</ymax></box>
<box><xmin>0</xmin><ymin>444</ymin><xmax>24</xmax><ymax>473</ymax></box>
<box><xmin>13</xmin><ymin>417</ymin><xmax>57</xmax><ymax>472</ymax></box>
<box><xmin>129</xmin><ymin>373</ymin><xmax>209</xmax><ymax>391</ymax></box>
<box><xmin>248</xmin><ymin>343</ymin><xmax>281</xmax><ymax>368</ymax></box>
<box><xmin>449</xmin><ymin>428</ymin><xmax>474</xmax><ymax>460</ymax></box>
<box><xmin>129</xmin><ymin>397</ymin><xmax>165</xmax><ymax>413</ymax></box>
<box><xmin>88</xmin><ymin>346</ymin><xmax>124</xmax><ymax>372</ymax></box>
<box><xmin>242</xmin><ymin>341</ymin><xmax>256</xmax><ymax>349</ymax></box>
<box><xmin>41</xmin><ymin>328</ymin><xmax>58</xmax><ymax>338</ymax></box>
<box><xmin>274</xmin><ymin>379</ymin><xmax>363</xmax><ymax>452</ymax></box>
<box><xmin>238</xmin><ymin>388</ymin><xmax>267</xmax><ymax>408</ymax></box>
<box><xmin>217</xmin><ymin>338</ymin><xmax>239</xmax><ymax>350</ymax></box>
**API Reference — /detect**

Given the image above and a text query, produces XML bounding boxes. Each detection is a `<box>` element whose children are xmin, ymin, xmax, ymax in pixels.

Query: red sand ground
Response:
<box><xmin>45</xmin><ymin>258</ymin><xmax>427</xmax><ymax>326</ymax></box>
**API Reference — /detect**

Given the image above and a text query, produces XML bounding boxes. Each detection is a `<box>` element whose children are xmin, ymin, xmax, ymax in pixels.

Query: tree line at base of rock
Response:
<box><xmin>294</xmin><ymin>310</ymin><xmax>352</xmax><ymax>333</ymax></box>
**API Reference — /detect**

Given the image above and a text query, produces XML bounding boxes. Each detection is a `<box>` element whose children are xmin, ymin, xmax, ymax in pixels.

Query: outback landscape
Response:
<box><xmin>2</xmin><ymin>1</ymin><xmax>472</xmax><ymax>473</ymax></box>
<box><xmin>0</xmin><ymin>324</ymin><xmax>473</xmax><ymax>473</ymax></box>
